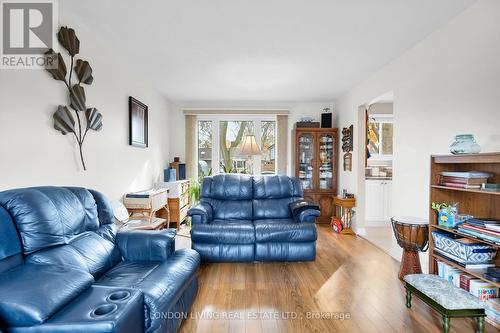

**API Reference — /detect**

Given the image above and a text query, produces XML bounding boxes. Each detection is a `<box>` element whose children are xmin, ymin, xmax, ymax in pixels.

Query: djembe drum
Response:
<box><xmin>391</xmin><ymin>216</ymin><xmax>429</xmax><ymax>279</ymax></box>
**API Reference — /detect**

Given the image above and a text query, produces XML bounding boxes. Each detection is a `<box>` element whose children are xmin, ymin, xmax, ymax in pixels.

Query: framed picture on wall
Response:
<box><xmin>129</xmin><ymin>96</ymin><xmax>148</xmax><ymax>148</ymax></box>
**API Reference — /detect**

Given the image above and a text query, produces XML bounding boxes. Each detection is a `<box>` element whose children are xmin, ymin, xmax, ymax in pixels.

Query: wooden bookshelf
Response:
<box><xmin>430</xmin><ymin>252</ymin><xmax>500</xmax><ymax>288</ymax></box>
<box><xmin>431</xmin><ymin>224</ymin><xmax>500</xmax><ymax>248</ymax></box>
<box><xmin>431</xmin><ymin>184</ymin><xmax>500</xmax><ymax>196</ymax></box>
<box><xmin>429</xmin><ymin>153</ymin><xmax>500</xmax><ymax>326</ymax></box>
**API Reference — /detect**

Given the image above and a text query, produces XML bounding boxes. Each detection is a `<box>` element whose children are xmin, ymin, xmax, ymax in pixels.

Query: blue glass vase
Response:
<box><xmin>449</xmin><ymin>134</ymin><xmax>481</xmax><ymax>155</ymax></box>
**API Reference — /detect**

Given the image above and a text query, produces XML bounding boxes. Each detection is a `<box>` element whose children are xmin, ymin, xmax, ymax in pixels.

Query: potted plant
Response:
<box><xmin>431</xmin><ymin>202</ymin><xmax>458</xmax><ymax>228</ymax></box>
<box><xmin>188</xmin><ymin>179</ymin><xmax>201</xmax><ymax>205</ymax></box>
<box><xmin>186</xmin><ymin>170</ymin><xmax>212</xmax><ymax>227</ymax></box>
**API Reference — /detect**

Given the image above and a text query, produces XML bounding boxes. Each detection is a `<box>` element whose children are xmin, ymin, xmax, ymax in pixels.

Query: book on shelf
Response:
<box><xmin>439</xmin><ymin>182</ymin><xmax>482</xmax><ymax>189</ymax></box>
<box><xmin>469</xmin><ymin>280</ymin><xmax>499</xmax><ymax>301</ymax></box>
<box><xmin>481</xmin><ymin>183</ymin><xmax>500</xmax><ymax>192</ymax></box>
<box><xmin>460</xmin><ymin>224</ymin><xmax>500</xmax><ymax>237</ymax></box>
<box><xmin>439</xmin><ymin>175</ymin><xmax>488</xmax><ymax>185</ymax></box>
<box><xmin>467</xmin><ymin>218</ymin><xmax>500</xmax><ymax>228</ymax></box>
<box><xmin>486</xmin><ymin>298</ymin><xmax>500</xmax><ymax>323</ymax></box>
<box><xmin>459</xmin><ymin>274</ymin><xmax>477</xmax><ymax>292</ymax></box>
<box><xmin>457</xmin><ymin>227</ymin><xmax>500</xmax><ymax>244</ymax></box>
<box><xmin>439</xmin><ymin>171</ymin><xmax>492</xmax><ymax>179</ymax></box>
<box><xmin>437</xmin><ymin>261</ymin><xmax>446</xmax><ymax>279</ymax></box>
<box><xmin>486</xmin><ymin>225</ymin><xmax>500</xmax><ymax>232</ymax></box>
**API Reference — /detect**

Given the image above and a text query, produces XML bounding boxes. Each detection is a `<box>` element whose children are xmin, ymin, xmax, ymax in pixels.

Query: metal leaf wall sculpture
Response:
<box><xmin>70</xmin><ymin>84</ymin><xmax>86</xmax><ymax>111</ymax></box>
<box><xmin>45</xmin><ymin>50</ymin><xmax>67</xmax><ymax>81</ymax></box>
<box><xmin>74</xmin><ymin>60</ymin><xmax>93</xmax><ymax>84</ymax></box>
<box><xmin>45</xmin><ymin>26</ymin><xmax>102</xmax><ymax>170</ymax></box>
<box><xmin>85</xmin><ymin>108</ymin><xmax>103</xmax><ymax>131</ymax></box>
<box><xmin>53</xmin><ymin>106</ymin><xmax>76</xmax><ymax>135</ymax></box>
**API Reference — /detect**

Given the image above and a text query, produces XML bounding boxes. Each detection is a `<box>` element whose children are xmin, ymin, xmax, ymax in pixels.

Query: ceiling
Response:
<box><xmin>62</xmin><ymin>0</ymin><xmax>476</xmax><ymax>102</ymax></box>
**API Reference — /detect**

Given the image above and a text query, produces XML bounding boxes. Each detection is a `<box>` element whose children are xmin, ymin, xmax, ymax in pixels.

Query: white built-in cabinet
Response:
<box><xmin>365</xmin><ymin>179</ymin><xmax>392</xmax><ymax>226</ymax></box>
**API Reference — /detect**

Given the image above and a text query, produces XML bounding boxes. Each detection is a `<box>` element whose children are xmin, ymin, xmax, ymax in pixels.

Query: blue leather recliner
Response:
<box><xmin>188</xmin><ymin>175</ymin><xmax>320</xmax><ymax>262</ymax></box>
<box><xmin>0</xmin><ymin>187</ymin><xmax>200</xmax><ymax>333</ymax></box>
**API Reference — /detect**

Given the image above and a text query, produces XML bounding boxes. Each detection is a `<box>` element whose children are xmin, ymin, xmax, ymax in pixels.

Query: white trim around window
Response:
<box><xmin>196</xmin><ymin>114</ymin><xmax>277</xmax><ymax>176</ymax></box>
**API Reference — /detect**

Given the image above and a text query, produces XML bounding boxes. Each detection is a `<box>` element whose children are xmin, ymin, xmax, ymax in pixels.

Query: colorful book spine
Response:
<box><xmin>459</xmin><ymin>274</ymin><xmax>477</xmax><ymax>292</ymax></box>
<box><xmin>461</xmin><ymin>224</ymin><xmax>500</xmax><ymax>237</ymax></box>
<box><xmin>469</xmin><ymin>280</ymin><xmax>499</xmax><ymax>301</ymax></box>
<box><xmin>440</xmin><ymin>176</ymin><xmax>487</xmax><ymax>184</ymax></box>
<box><xmin>457</xmin><ymin>228</ymin><xmax>500</xmax><ymax>244</ymax></box>
<box><xmin>440</xmin><ymin>182</ymin><xmax>481</xmax><ymax>189</ymax></box>
<box><xmin>437</xmin><ymin>261</ymin><xmax>446</xmax><ymax>279</ymax></box>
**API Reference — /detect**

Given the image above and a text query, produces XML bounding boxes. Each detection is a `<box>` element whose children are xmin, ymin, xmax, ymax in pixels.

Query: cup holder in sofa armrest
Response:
<box><xmin>107</xmin><ymin>290</ymin><xmax>131</xmax><ymax>303</ymax></box>
<box><xmin>91</xmin><ymin>304</ymin><xmax>118</xmax><ymax>318</ymax></box>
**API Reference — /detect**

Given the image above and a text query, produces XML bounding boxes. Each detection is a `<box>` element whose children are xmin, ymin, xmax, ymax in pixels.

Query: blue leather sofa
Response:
<box><xmin>188</xmin><ymin>175</ymin><xmax>320</xmax><ymax>262</ymax></box>
<box><xmin>0</xmin><ymin>187</ymin><xmax>200</xmax><ymax>333</ymax></box>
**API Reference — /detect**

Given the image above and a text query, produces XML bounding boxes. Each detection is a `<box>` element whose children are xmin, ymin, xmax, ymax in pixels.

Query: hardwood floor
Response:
<box><xmin>178</xmin><ymin>225</ymin><xmax>496</xmax><ymax>333</ymax></box>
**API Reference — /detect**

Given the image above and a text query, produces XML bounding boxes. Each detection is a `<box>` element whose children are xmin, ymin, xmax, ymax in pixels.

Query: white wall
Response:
<box><xmin>168</xmin><ymin>102</ymin><xmax>335</xmax><ymax>176</ymax></box>
<box><xmin>337</xmin><ymin>0</ymin><xmax>500</xmax><ymax>231</ymax></box>
<box><xmin>0</xmin><ymin>7</ymin><xmax>170</xmax><ymax>200</ymax></box>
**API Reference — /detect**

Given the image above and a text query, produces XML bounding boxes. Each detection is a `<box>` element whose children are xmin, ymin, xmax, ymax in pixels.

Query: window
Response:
<box><xmin>260</xmin><ymin>121</ymin><xmax>276</xmax><ymax>174</ymax></box>
<box><xmin>367</xmin><ymin>115</ymin><xmax>393</xmax><ymax>158</ymax></box>
<box><xmin>196</xmin><ymin>117</ymin><xmax>276</xmax><ymax>176</ymax></box>
<box><xmin>219</xmin><ymin>121</ymin><xmax>254</xmax><ymax>173</ymax></box>
<box><xmin>197</xmin><ymin>120</ymin><xmax>212</xmax><ymax>177</ymax></box>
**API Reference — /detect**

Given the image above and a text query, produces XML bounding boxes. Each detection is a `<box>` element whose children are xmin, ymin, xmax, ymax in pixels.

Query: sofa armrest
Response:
<box><xmin>289</xmin><ymin>200</ymin><xmax>321</xmax><ymax>223</ymax></box>
<box><xmin>116</xmin><ymin>229</ymin><xmax>176</xmax><ymax>262</ymax></box>
<box><xmin>187</xmin><ymin>202</ymin><xmax>213</xmax><ymax>224</ymax></box>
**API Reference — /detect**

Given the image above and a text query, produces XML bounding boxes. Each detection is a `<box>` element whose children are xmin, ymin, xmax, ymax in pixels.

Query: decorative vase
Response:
<box><xmin>449</xmin><ymin>134</ymin><xmax>481</xmax><ymax>155</ymax></box>
<box><xmin>438</xmin><ymin>207</ymin><xmax>458</xmax><ymax>228</ymax></box>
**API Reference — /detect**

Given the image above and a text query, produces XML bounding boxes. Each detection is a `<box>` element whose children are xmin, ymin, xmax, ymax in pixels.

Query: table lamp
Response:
<box><xmin>239</xmin><ymin>134</ymin><xmax>262</xmax><ymax>174</ymax></box>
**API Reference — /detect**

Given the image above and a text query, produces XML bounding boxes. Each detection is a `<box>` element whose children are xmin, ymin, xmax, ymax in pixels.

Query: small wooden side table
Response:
<box><xmin>123</xmin><ymin>188</ymin><xmax>170</xmax><ymax>227</ymax></box>
<box><xmin>333</xmin><ymin>196</ymin><xmax>356</xmax><ymax>235</ymax></box>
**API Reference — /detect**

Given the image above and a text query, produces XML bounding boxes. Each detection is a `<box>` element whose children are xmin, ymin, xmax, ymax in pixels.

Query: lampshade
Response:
<box><xmin>239</xmin><ymin>134</ymin><xmax>262</xmax><ymax>156</ymax></box>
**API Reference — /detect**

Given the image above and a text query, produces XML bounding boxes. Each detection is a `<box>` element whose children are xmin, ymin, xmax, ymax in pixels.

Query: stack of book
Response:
<box><xmin>486</xmin><ymin>298</ymin><xmax>500</xmax><ymax>325</ymax></box>
<box><xmin>436</xmin><ymin>260</ymin><xmax>499</xmax><ymax>300</ymax></box>
<box><xmin>439</xmin><ymin>171</ymin><xmax>491</xmax><ymax>189</ymax></box>
<box><xmin>458</xmin><ymin>218</ymin><xmax>500</xmax><ymax>245</ymax></box>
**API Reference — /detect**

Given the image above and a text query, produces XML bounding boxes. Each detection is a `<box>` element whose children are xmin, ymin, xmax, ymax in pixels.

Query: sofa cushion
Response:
<box><xmin>0</xmin><ymin>187</ymin><xmax>100</xmax><ymax>254</ymax></box>
<box><xmin>201</xmin><ymin>174</ymin><xmax>253</xmax><ymax>200</ymax></box>
<box><xmin>255</xmin><ymin>242</ymin><xmax>316</xmax><ymax>262</ymax></box>
<box><xmin>253</xmin><ymin>197</ymin><xmax>299</xmax><ymax>219</ymax></box>
<box><xmin>0</xmin><ymin>206</ymin><xmax>23</xmax><ymax>273</ymax></box>
<box><xmin>203</xmin><ymin>199</ymin><xmax>253</xmax><ymax>220</ymax></box>
<box><xmin>192</xmin><ymin>243</ymin><xmax>255</xmax><ymax>262</ymax></box>
<box><xmin>191</xmin><ymin>220</ymin><xmax>255</xmax><ymax>244</ymax></box>
<box><xmin>26</xmin><ymin>231</ymin><xmax>121</xmax><ymax>278</ymax></box>
<box><xmin>253</xmin><ymin>175</ymin><xmax>302</xmax><ymax>199</ymax></box>
<box><xmin>95</xmin><ymin>249</ymin><xmax>200</xmax><ymax>332</ymax></box>
<box><xmin>254</xmin><ymin>219</ymin><xmax>317</xmax><ymax>242</ymax></box>
<box><xmin>0</xmin><ymin>264</ymin><xmax>94</xmax><ymax>326</ymax></box>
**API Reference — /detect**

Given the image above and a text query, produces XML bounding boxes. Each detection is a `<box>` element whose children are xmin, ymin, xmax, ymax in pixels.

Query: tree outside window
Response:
<box><xmin>198</xmin><ymin>121</ymin><xmax>212</xmax><ymax>177</ymax></box>
<box><xmin>219</xmin><ymin>121</ymin><xmax>253</xmax><ymax>173</ymax></box>
<box><xmin>196</xmin><ymin>118</ymin><xmax>276</xmax><ymax>176</ymax></box>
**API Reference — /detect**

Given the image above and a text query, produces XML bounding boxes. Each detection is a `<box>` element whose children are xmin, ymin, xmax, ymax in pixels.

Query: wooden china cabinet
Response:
<box><xmin>294</xmin><ymin>128</ymin><xmax>338</xmax><ymax>224</ymax></box>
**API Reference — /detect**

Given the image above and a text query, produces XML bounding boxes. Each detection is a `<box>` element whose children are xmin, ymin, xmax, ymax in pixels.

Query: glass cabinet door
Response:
<box><xmin>297</xmin><ymin>133</ymin><xmax>315</xmax><ymax>190</ymax></box>
<box><xmin>318</xmin><ymin>133</ymin><xmax>335</xmax><ymax>190</ymax></box>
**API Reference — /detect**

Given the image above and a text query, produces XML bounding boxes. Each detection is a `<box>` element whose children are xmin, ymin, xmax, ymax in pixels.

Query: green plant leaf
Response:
<box><xmin>53</xmin><ymin>105</ymin><xmax>76</xmax><ymax>135</ymax></box>
<box><xmin>58</xmin><ymin>26</ymin><xmax>80</xmax><ymax>56</ymax></box>
<box><xmin>70</xmin><ymin>84</ymin><xmax>86</xmax><ymax>111</ymax></box>
<box><xmin>85</xmin><ymin>108</ymin><xmax>103</xmax><ymax>131</ymax></box>
<box><xmin>44</xmin><ymin>49</ymin><xmax>67</xmax><ymax>81</ymax></box>
<box><xmin>74</xmin><ymin>59</ymin><xmax>93</xmax><ymax>85</ymax></box>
